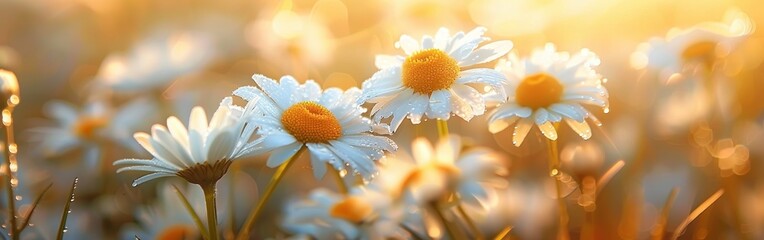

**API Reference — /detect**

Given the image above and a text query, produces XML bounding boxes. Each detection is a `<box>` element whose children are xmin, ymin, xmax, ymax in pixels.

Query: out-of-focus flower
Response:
<box><xmin>120</xmin><ymin>183</ymin><xmax>202</xmax><ymax>240</ymax></box>
<box><xmin>282</xmin><ymin>187</ymin><xmax>408</xmax><ymax>239</ymax></box>
<box><xmin>386</xmin><ymin>0</ymin><xmax>470</xmax><ymax>33</ymax></box>
<box><xmin>245</xmin><ymin>9</ymin><xmax>335</xmax><ymax>71</ymax></box>
<box><xmin>488</xmin><ymin>44</ymin><xmax>608</xmax><ymax>146</ymax></box>
<box><xmin>96</xmin><ymin>32</ymin><xmax>215</xmax><ymax>93</ymax></box>
<box><xmin>560</xmin><ymin>141</ymin><xmax>604</xmax><ymax>177</ymax></box>
<box><xmin>654</xmin><ymin>80</ymin><xmax>710</xmax><ymax>135</ymax></box>
<box><xmin>361</xmin><ymin>27</ymin><xmax>512</xmax><ymax>132</ymax></box>
<box><xmin>114</xmin><ymin>97</ymin><xmax>257</xmax><ymax>186</ymax></box>
<box><xmin>30</xmin><ymin>98</ymin><xmax>156</xmax><ymax>168</ymax></box>
<box><xmin>375</xmin><ymin>136</ymin><xmax>506</xmax><ymax>207</ymax></box>
<box><xmin>483</xmin><ymin>181</ymin><xmax>555</xmax><ymax>239</ymax></box>
<box><xmin>630</xmin><ymin>9</ymin><xmax>753</xmax><ymax>78</ymax></box>
<box><xmin>234</xmin><ymin>74</ymin><xmax>397</xmax><ymax>179</ymax></box>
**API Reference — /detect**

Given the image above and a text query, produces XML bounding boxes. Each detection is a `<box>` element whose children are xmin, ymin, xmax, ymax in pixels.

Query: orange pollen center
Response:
<box><xmin>399</xmin><ymin>163</ymin><xmax>461</xmax><ymax>196</ymax></box>
<box><xmin>156</xmin><ymin>225</ymin><xmax>195</xmax><ymax>240</ymax></box>
<box><xmin>515</xmin><ymin>73</ymin><xmax>564</xmax><ymax>109</ymax></box>
<box><xmin>402</xmin><ymin>48</ymin><xmax>460</xmax><ymax>95</ymax></box>
<box><xmin>329</xmin><ymin>196</ymin><xmax>373</xmax><ymax>223</ymax></box>
<box><xmin>681</xmin><ymin>41</ymin><xmax>718</xmax><ymax>65</ymax></box>
<box><xmin>281</xmin><ymin>101</ymin><xmax>342</xmax><ymax>143</ymax></box>
<box><xmin>72</xmin><ymin>117</ymin><xmax>107</xmax><ymax>139</ymax></box>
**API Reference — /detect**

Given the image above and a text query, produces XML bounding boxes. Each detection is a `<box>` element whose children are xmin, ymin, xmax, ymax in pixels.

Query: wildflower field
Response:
<box><xmin>1</xmin><ymin>0</ymin><xmax>764</xmax><ymax>239</ymax></box>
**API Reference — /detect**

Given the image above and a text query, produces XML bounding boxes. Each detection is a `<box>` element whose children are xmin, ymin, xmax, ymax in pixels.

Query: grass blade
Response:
<box><xmin>651</xmin><ymin>187</ymin><xmax>678</xmax><ymax>240</ymax></box>
<box><xmin>56</xmin><ymin>178</ymin><xmax>78</xmax><ymax>240</ymax></box>
<box><xmin>493</xmin><ymin>226</ymin><xmax>513</xmax><ymax>240</ymax></box>
<box><xmin>172</xmin><ymin>184</ymin><xmax>210</xmax><ymax>240</ymax></box>
<box><xmin>597</xmin><ymin>160</ymin><xmax>625</xmax><ymax>195</ymax></box>
<box><xmin>671</xmin><ymin>189</ymin><xmax>724</xmax><ymax>240</ymax></box>
<box><xmin>17</xmin><ymin>183</ymin><xmax>53</xmax><ymax>233</ymax></box>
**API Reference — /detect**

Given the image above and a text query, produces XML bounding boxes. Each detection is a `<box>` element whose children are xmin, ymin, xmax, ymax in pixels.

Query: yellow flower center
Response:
<box><xmin>399</xmin><ymin>163</ymin><xmax>462</xmax><ymax>200</ymax></box>
<box><xmin>515</xmin><ymin>73</ymin><xmax>564</xmax><ymax>109</ymax></box>
<box><xmin>402</xmin><ymin>49</ymin><xmax>460</xmax><ymax>95</ymax></box>
<box><xmin>329</xmin><ymin>196</ymin><xmax>373</xmax><ymax>223</ymax></box>
<box><xmin>156</xmin><ymin>225</ymin><xmax>195</xmax><ymax>240</ymax></box>
<box><xmin>681</xmin><ymin>41</ymin><xmax>718</xmax><ymax>67</ymax></box>
<box><xmin>72</xmin><ymin>117</ymin><xmax>107</xmax><ymax>140</ymax></box>
<box><xmin>281</xmin><ymin>101</ymin><xmax>342</xmax><ymax>143</ymax></box>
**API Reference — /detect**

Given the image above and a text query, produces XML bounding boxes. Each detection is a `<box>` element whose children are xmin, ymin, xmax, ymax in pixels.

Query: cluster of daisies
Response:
<box><xmin>114</xmin><ymin>26</ymin><xmax>609</xmax><ymax>239</ymax></box>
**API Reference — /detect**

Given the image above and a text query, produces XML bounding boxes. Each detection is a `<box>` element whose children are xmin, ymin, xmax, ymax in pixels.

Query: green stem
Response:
<box><xmin>546</xmin><ymin>138</ymin><xmax>569</xmax><ymax>240</ymax></box>
<box><xmin>436</xmin><ymin>119</ymin><xmax>449</xmax><ymax>139</ymax></box>
<box><xmin>430</xmin><ymin>201</ymin><xmax>461</xmax><ymax>240</ymax></box>
<box><xmin>201</xmin><ymin>183</ymin><xmax>219</xmax><ymax>240</ymax></box>
<box><xmin>237</xmin><ymin>147</ymin><xmax>305</xmax><ymax>240</ymax></box>
<box><xmin>456</xmin><ymin>203</ymin><xmax>484</xmax><ymax>240</ymax></box>
<box><xmin>3</xmin><ymin>107</ymin><xmax>18</xmax><ymax>240</ymax></box>
<box><xmin>329</xmin><ymin>163</ymin><xmax>348</xmax><ymax>195</ymax></box>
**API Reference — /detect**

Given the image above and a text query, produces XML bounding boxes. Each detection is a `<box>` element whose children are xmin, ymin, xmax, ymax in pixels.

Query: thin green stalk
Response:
<box><xmin>328</xmin><ymin>163</ymin><xmax>348</xmax><ymax>195</ymax></box>
<box><xmin>429</xmin><ymin>201</ymin><xmax>464</xmax><ymax>240</ymax></box>
<box><xmin>201</xmin><ymin>183</ymin><xmax>219</xmax><ymax>240</ymax></box>
<box><xmin>546</xmin><ymin>138</ymin><xmax>569</xmax><ymax>240</ymax></box>
<box><xmin>56</xmin><ymin>178</ymin><xmax>78</xmax><ymax>240</ymax></box>
<box><xmin>3</xmin><ymin>109</ymin><xmax>18</xmax><ymax>240</ymax></box>
<box><xmin>172</xmin><ymin>185</ymin><xmax>210</xmax><ymax>240</ymax></box>
<box><xmin>237</xmin><ymin>146</ymin><xmax>305</xmax><ymax>240</ymax></box>
<box><xmin>227</xmin><ymin>164</ymin><xmax>238</xmax><ymax>239</ymax></box>
<box><xmin>651</xmin><ymin>187</ymin><xmax>678</xmax><ymax>240</ymax></box>
<box><xmin>436</xmin><ymin>119</ymin><xmax>449</xmax><ymax>139</ymax></box>
<box><xmin>456</xmin><ymin>203</ymin><xmax>484</xmax><ymax>240</ymax></box>
<box><xmin>17</xmin><ymin>183</ymin><xmax>53</xmax><ymax>233</ymax></box>
<box><xmin>493</xmin><ymin>226</ymin><xmax>513</xmax><ymax>240</ymax></box>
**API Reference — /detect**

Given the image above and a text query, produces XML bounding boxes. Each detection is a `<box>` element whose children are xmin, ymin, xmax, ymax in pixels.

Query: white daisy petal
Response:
<box><xmin>412</xmin><ymin>138</ymin><xmax>433</xmax><ymax>165</ymax></box>
<box><xmin>513</xmin><ymin>118</ymin><xmax>534</xmax><ymax>147</ymax></box>
<box><xmin>426</xmin><ymin>89</ymin><xmax>452</xmax><ymax>120</ymax></box>
<box><xmin>375</xmin><ymin>55</ymin><xmax>405</xmax><ymax>69</ymax></box>
<box><xmin>132</xmin><ymin>173</ymin><xmax>175</xmax><ymax>187</ymax></box>
<box><xmin>397</xmin><ymin>34</ymin><xmax>420</xmax><ymax>55</ymax></box>
<box><xmin>248</xmin><ymin>133</ymin><xmax>297</xmax><ymax>155</ymax></box>
<box><xmin>565</xmin><ymin>118</ymin><xmax>593</xmax><ymax>140</ymax></box>
<box><xmin>458</xmin><ymin>40</ymin><xmax>513</xmax><ymax>66</ymax></box>
<box><xmin>537</xmin><ymin>121</ymin><xmax>558</xmax><ymax>141</ymax></box>
<box><xmin>44</xmin><ymin>101</ymin><xmax>79</xmax><ymax>124</ymax></box>
<box><xmin>488</xmin><ymin>116</ymin><xmax>518</xmax><ymax>134</ymax></box>
<box><xmin>266</xmin><ymin>143</ymin><xmax>303</xmax><ymax>168</ymax></box>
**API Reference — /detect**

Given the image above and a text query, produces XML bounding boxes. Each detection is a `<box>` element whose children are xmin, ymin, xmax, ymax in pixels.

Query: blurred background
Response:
<box><xmin>0</xmin><ymin>0</ymin><xmax>763</xmax><ymax>239</ymax></box>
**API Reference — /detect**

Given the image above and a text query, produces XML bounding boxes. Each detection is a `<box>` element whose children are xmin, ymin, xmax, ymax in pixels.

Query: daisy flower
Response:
<box><xmin>282</xmin><ymin>188</ymin><xmax>409</xmax><ymax>239</ymax></box>
<box><xmin>96</xmin><ymin>31</ymin><xmax>215</xmax><ymax>93</ymax></box>
<box><xmin>360</xmin><ymin>27</ymin><xmax>513</xmax><ymax>132</ymax></box>
<box><xmin>488</xmin><ymin>43</ymin><xmax>609</xmax><ymax>146</ymax></box>
<box><xmin>630</xmin><ymin>8</ymin><xmax>753</xmax><ymax>78</ymax></box>
<box><xmin>233</xmin><ymin>74</ymin><xmax>397</xmax><ymax>179</ymax></box>
<box><xmin>114</xmin><ymin>96</ymin><xmax>257</xmax><ymax>186</ymax></box>
<box><xmin>375</xmin><ymin>136</ymin><xmax>506</xmax><ymax>207</ymax></box>
<box><xmin>29</xmin><ymin>98</ymin><xmax>157</xmax><ymax>168</ymax></box>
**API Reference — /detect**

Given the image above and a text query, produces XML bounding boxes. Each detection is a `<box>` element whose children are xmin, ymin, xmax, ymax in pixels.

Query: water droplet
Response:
<box><xmin>338</xmin><ymin>169</ymin><xmax>348</xmax><ymax>177</ymax></box>
<box><xmin>550</xmin><ymin>169</ymin><xmax>560</xmax><ymax>177</ymax></box>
